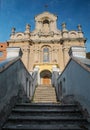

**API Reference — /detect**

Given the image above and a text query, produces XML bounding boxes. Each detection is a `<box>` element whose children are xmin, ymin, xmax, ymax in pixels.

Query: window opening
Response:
<box><xmin>43</xmin><ymin>47</ymin><xmax>49</xmax><ymax>62</ymax></box>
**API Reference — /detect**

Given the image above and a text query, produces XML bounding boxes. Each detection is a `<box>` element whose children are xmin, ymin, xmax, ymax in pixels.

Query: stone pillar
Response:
<box><xmin>54</xmin><ymin>46</ymin><xmax>59</xmax><ymax>63</ymax></box>
<box><xmin>61</xmin><ymin>23</ymin><xmax>69</xmax><ymax>67</ymax></box>
<box><xmin>35</xmin><ymin>21</ymin><xmax>42</xmax><ymax>30</ymax></box>
<box><xmin>68</xmin><ymin>46</ymin><xmax>86</xmax><ymax>58</ymax></box>
<box><xmin>61</xmin><ymin>23</ymin><xmax>68</xmax><ymax>38</ymax></box>
<box><xmin>62</xmin><ymin>46</ymin><xmax>70</xmax><ymax>67</ymax></box>
<box><xmin>34</xmin><ymin>46</ymin><xmax>39</xmax><ymax>63</ymax></box>
<box><xmin>27</xmin><ymin>45</ymin><xmax>30</xmax><ymax>70</ymax></box>
<box><xmin>52</xmin><ymin>65</ymin><xmax>60</xmax><ymax>87</ymax></box>
<box><xmin>33</xmin><ymin>66</ymin><xmax>40</xmax><ymax>84</ymax></box>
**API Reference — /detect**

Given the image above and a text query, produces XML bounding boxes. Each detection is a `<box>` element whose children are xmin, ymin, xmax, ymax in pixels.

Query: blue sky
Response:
<box><xmin>0</xmin><ymin>0</ymin><xmax>90</xmax><ymax>52</ymax></box>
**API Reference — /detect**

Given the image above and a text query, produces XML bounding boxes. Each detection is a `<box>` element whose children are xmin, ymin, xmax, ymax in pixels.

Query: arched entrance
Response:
<box><xmin>40</xmin><ymin>70</ymin><xmax>52</xmax><ymax>85</ymax></box>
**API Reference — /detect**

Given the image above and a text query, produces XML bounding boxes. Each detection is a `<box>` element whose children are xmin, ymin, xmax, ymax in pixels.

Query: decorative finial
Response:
<box><xmin>11</xmin><ymin>27</ymin><xmax>16</xmax><ymax>35</ymax></box>
<box><xmin>44</xmin><ymin>4</ymin><xmax>48</xmax><ymax>11</ymax></box>
<box><xmin>61</xmin><ymin>22</ymin><xmax>68</xmax><ymax>32</ymax></box>
<box><xmin>61</xmin><ymin>22</ymin><xmax>68</xmax><ymax>38</ymax></box>
<box><xmin>77</xmin><ymin>24</ymin><xmax>82</xmax><ymax>32</ymax></box>
<box><xmin>26</xmin><ymin>24</ymin><xmax>30</xmax><ymax>30</ymax></box>
<box><xmin>25</xmin><ymin>24</ymin><xmax>30</xmax><ymax>33</ymax></box>
<box><xmin>62</xmin><ymin>22</ymin><xmax>66</xmax><ymax>29</ymax></box>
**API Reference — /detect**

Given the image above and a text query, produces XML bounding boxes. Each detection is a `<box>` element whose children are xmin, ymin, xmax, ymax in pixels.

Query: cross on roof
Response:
<box><xmin>44</xmin><ymin>4</ymin><xmax>48</xmax><ymax>10</ymax></box>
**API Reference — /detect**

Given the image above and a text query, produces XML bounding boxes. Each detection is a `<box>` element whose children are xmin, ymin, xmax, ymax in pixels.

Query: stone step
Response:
<box><xmin>33</xmin><ymin>97</ymin><xmax>56</xmax><ymax>99</ymax></box>
<box><xmin>35</xmin><ymin>90</ymin><xmax>55</xmax><ymax>93</ymax></box>
<box><xmin>10</xmin><ymin>113</ymin><xmax>83</xmax><ymax>118</ymax></box>
<box><xmin>34</xmin><ymin>94</ymin><xmax>56</xmax><ymax>97</ymax></box>
<box><xmin>2</xmin><ymin>124</ymin><xmax>83</xmax><ymax>130</ymax></box>
<box><xmin>32</xmin><ymin>99</ymin><xmax>57</xmax><ymax>102</ymax></box>
<box><xmin>33</xmin><ymin>99</ymin><xmax>57</xmax><ymax>101</ymax></box>
<box><xmin>36</xmin><ymin>85</ymin><xmax>54</xmax><ymax>87</ymax></box>
<box><xmin>14</xmin><ymin>103</ymin><xmax>78</xmax><ymax>109</ymax></box>
<box><xmin>34</xmin><ymin>94</ymin><xmax>56</xmax><ymax>96</ymax></box>
<box><xmin>34</xmin><ymin>91</ymin><xmax>56</xmax><ymax>93</ymax></box>
<box><xmin>3</xmin><ymin>116</ymin><xmax>88</xmax><ymax>125</ymax></box>
<box><xmin>8</xmin><ymin>115</ymin><xmax>85</xmax><ymax>120</ymax></box>
<box><xmin>35</xmin><ymin>88</ymin><xmax>54</xmax><ymax>89</ymax></box>
<box><xmin>35</xmin><ymin>86</ymin><xmax>55</xmax><ymax>89</ymax></box>
<box><xmin>33</xmin><ymin>100</ymin><xmax>57</xmax><ymax>103</ymax></box>
<box><xmin>33</xmin><ymin>100</ymin><xmax>57</xmax><ymax>102</ymax></box>
<box><xmin>11</xmin><ymin>109</ymin><xmax>82</xmax><ymax>117</ymax></box>
<box><xmin>34</xmin><ymin>92</ymin><xmax>56</xmax><ymax>94</ymax></box>
<box><xmin>2</xmin><ymin>102</ymin><xmax>89</xmax><ymax>130</ymax></box>
<box><xmin>35</xmin><ymin>89</ymin><xmax>55</xmax><ymax>91</ymax></box>
<box><xmin>12</xmin><ymin>108</ymin><xmax>81</xmax><ymax>113</ymax></box>
<box><xmin>34</xmin><ymin>99</ymin><xmax>57</xmax><ymax>101</ymax></box>
<box><xmin>33</xmin><ymin>85</ymin><xmax>57</xmax><ymax>103</ymax></box>
<box><xmin>36</xmin><ymin>87</ymin><xmax>55</xmax><ymax>89</ymax></box>
<box><xmin>33</xmin><ymin>99</ymin><xmax>57</xmax><ymax>102</ymax></box>
<box><xmin>34</xmin><ymin>92</ymin><xmax>55</xmax><ymax>94</ymax></box>
<box><xmin>34</xmin><ymin>96</ymin><xmax>56</xmax><ymax>98</ymax></box>
<box><xmin>36</xmin><ymin>86</ymin><xmax>54</xmax><ymax>88</ymax></box>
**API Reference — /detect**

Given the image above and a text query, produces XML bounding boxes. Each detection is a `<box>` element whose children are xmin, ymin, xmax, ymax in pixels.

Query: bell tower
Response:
<box><xmin>35</xmin><ymin>12</ymin><xmax>58</xmax><ymax>33</ymax></box>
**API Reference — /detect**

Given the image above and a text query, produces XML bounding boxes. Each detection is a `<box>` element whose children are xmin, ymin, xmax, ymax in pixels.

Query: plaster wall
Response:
<box><xmin>57</xmin><ymin>59</ymin><xmax>90</xmax><ymax>115</ymax></box>
<box><xmin>0</xmin><ymin>58</ymin><xmax>37</xmax><ymax>128</ymax></box>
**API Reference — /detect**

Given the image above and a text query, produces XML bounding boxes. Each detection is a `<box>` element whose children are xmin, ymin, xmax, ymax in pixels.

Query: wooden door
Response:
<box><xmin>43</xmin><ymin>77</ymin><xmax>50</xmax><ymax>85</ymax></box>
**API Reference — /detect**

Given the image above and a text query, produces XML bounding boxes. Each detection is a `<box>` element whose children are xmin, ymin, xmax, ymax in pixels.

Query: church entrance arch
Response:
<box><xmin>40</xmin><ymin>70</ymin><xmax>52</xmax><ymax>85</ymax></box>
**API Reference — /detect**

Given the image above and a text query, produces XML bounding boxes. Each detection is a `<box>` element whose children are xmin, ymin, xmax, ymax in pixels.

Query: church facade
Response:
<box><xmin>7</xmin><ymin>12</ymin><xmax>86</xmax><ymax>85</ymax></box>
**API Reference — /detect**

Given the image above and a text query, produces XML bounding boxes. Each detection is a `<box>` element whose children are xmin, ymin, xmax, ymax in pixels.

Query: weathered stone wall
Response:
<box><xmin>0</xmin><ymin>57</ymin><xmax>37</xmax><ymax>128</ymax></box>
<box><xmin>57</xmin><ymin>58</ymin><xmax>90</xmax><ymax>116</ymax></box>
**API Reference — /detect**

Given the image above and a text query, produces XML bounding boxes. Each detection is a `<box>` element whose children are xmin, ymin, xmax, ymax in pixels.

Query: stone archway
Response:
<box><xmin>40</xmin><ymin>70</ymin><xmax>52</xmax><ymax>85</ymax></box>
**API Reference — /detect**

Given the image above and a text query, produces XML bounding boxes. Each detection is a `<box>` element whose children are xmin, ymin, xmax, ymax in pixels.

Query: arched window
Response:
<box><xmin>43</xmin><ymin>47</ymin><xmax>49</xmax><ymax>62</ymax></box>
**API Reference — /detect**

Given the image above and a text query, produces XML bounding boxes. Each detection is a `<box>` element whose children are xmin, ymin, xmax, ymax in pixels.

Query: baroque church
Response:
<box><xmin>0</xmin><ymin>11</ymin><xmax>90</xmax><ymax>129</ymax></box>
<box><xmin>7</xmin><ymin>12</ymin><xmax>86</xmax><ymax>85</ymax></box>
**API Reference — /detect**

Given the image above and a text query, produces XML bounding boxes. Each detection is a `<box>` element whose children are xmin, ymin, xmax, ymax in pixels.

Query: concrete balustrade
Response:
<box><xmin>56</xmin><ymin>57</ymin><xmax>90</xmax><ymax>116</ymax></box>
<box><xmin>0</xmin><ymin>57</ymin><xmax>38</xmax><ymax>128</ymax></box>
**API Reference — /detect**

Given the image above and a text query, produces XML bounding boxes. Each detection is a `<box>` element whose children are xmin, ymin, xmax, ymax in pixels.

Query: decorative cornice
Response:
<box><xmin>7</xmin><ymin>39</ymin><xmax>32</xmax><ymax>44</ymax></box>
<box><xmin>7</xmin><ymin>37</ymin><xmax>86</xmax><ymax>45</ymax></box>
<box><xmin>33</xmin><ymin>62</ymin><xmax>59</xmax><ymax>68</ymax></box>
<box><xmin>60</xmin><ymin>37</ymin><xmax>86</xmax><ymax>44</ymax></box>
<box><xmin>32</xmin><ymin>39</ymin><xmax>61</xmax><ymax>44</ymax></box>
<box><xmin>38</xmin><ymin>32</ymin><xmax>54</xmax><ymax>37</ymax></box>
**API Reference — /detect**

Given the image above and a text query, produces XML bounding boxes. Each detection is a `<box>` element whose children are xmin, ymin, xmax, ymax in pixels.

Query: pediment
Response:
<box><xmin>35</xmin><ymin>12</ymin><xmax>57</xmax><ymax>22</ymax></box>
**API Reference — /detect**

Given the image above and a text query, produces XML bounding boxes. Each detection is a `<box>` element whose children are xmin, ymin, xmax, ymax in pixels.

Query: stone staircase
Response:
<box><xmin>2</xmin><ymin>103</ymin><xmax>89</xmax><ymax>130</ymax></box>
<box><xmin>1</xmin><ymin>85</ymin><xmax>90</xmax><ymax>129</ymax></box>
<box><xmin>33</xmin><ymin>85</ymin><xmax>57</xmax><ymax>103</ymax></box>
